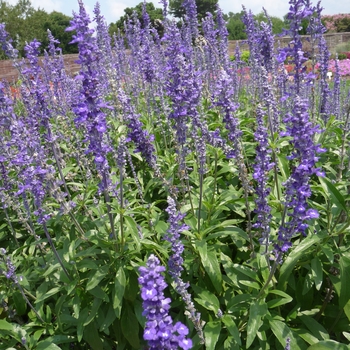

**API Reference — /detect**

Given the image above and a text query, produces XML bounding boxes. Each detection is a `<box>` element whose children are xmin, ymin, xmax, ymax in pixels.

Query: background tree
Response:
<box><xmin>224</xmin><ymin>11</ymin><xmax>247</xmax><ymax>40</ymax></box>
<box><xmin>169</xmin><ymin>0</ymin><xmax>218</xmax><ymax>21</ymax></box>
<box><xmin>254</xmin><ymin>11</ymin><xmax>285</xmax><ymax>34</ymax></box>
<box><xmin>108</xmin><ymin>2</ymin><xmax>163</xmax><ymax>35</ymax></box>
<box><xmin>0</xmin><ymin>0</ymin><xmax>76</xmax><ymax>59</ymax></box>
<box><xmin>41</xmin><ymin>11</ymin><xmax>78</xmax><ymax>54</ymax></box>
<box><xmin>322</xmin><ymin>14</ymin><xmax>350</xmax><ymax>32</ymax></box>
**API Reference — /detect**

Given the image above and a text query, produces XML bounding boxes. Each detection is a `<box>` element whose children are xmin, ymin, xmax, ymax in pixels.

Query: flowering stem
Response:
<box><xmin>50</xmin><ymin>140</ymin><xmax>71</xmax><ymax>202</ymax></box>
<box><xmin>184</xmin><ymin>175</ymin><xmax>195</xmax><ymax>219</ymax></box>
<box><xmin>102</xmin><ymin>172</ymin><xmax>117</xmax><ymax>242</ymax></box>
<box><xmin>265</xmin><ymin>106</ymin><xmax>281</xmax><ymax>203</ymax></box>
<box><xmin>42</xmin><ymin>223</ymin><xmax>71</xmax><ymax>281</ymax></box>
<box><xmin>119</xmin><ymin>171</ymin><xmax>124</xmax><ymax>249</ymax></box>
<box><xmin>256</xmin><ymin>254</ymin><xmax>280</xmax><ymax>299</ymax></box>
<box><xmin>337</xmin><ymin>104</ymin><xmax>350</xmax><ymax>181</ymax></box>
<box><xmin>207</xmin><ymin>151</ymin><xmax>218</xmax><ymax>224</ymax></box>
<box><xmin>3</xmin><ymin>207</ymin><xmax>19</xmax><ymax>246</ymax></box>
<box><xmin>17</xmin><ymin>283</ymin><xmax>45</xmax><ymax>323</ymax></box>
<box><xmin>67</xmin><ymin>211</ymin><xmax>87</xmax><ymax>240</ymax></box>
<box><xmin>197</xmin><ymin>172</ymin><xmax>203</xmax><ymax>235</ymax></box>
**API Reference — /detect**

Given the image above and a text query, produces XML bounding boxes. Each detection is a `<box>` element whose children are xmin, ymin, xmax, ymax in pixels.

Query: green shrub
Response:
<box><xmin>231</xmin><ymin>50</ymin><xmax>250</xmax><ymax>63</ymax></box>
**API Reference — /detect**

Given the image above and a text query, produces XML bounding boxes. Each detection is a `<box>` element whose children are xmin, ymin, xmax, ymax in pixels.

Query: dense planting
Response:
<box><xmin>0</xmin><ymin>0</ymin><xmax>350</xmax><ymax>349</ymax></box>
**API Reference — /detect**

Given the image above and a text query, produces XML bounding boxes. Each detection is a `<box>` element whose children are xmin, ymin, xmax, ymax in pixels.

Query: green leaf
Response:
<box><xmin>279</xmin><ymin>234</ymin><xmax>322</xmax><ymax>288</ymax></box>
<box><xmin>321</xmin><ymin>246</ymin><xmax>334</xmax><ymax>264</ymax></box>
<box><xmin>269</xmin><ymin>318</ymin><xmax>306</xmax><ymax>350</ymax></box>
<box><xmin>342</xmin><ymin>332</ymin><xmax>350</xmax><ymax>342</ymax></box>
<box><xmin>36</xmin><ymin>287</ymin><xmax>62</xmax><ymax>303</ymax></box>
<box><xmin>344</xmin><ymin>299</ymin><xmax>350</xmax><ymax>322</ymax></box>
<box><xmin>222</xmin><ymin>315</ymin><xmax>241</xmax><ymax>346</ymax></box>
<box><xmin>192</xmin><ymin>285</ymin><xmax>220</xmax><ymax>314</ymax></box>
<box><xmin>88</xmin><ymin>285</ymin><xmax>109</xmax><ymax>302</ymax></box>
<box><xmin>86</xmin><ymin>265</ymin><xmax>109</xmax><ymax>291</ymax></box>
<box><xmin>246</xmin><ymin>299</ymin><xmax>267</xmax><ymax>348</ymax></box>
<box><xmin>13</xmin><ymin>291</ymin><xmax>27</xmax><ymax>316</ymax></box>
<box><xmin>302</xmin><ymin>273</ymin><xmax>314</xmax><ymax>295</ymax></box>
<box><xmin>277</xmin><ymin>153</ymin><xmax>290</xmax><ymax>180</ymax></box>
<box><xmin>239</xmin><ymin>280</ymin><xmax>261</xmax><ymax>290</ymax></box>
<box><xmin>124</xmin><ymin>216</ymin><xmax>141</xmax><ymax>251</ymax></box>
<box><xmin>204</xmin><ymin>320</ymin><xmax>221</xmax><ymax>350</ymax></box>
<box><xmin>227</xmin><ymin>293</ymin><xmax>252</xmax><ymax>311</ymax></box>
<box><xmin>319</xmin><ymin>177</ymin><xmax>348</xmax><ymax>214</ymax></box>
<box><xmin>298</xmin><ymin>315</ymin><xmax>329</xmax><ymax>341</ymax></box>
<box><xmin>77</xmin><ymin>308</ymin><xmax>89</xmax><ymax>342</ymax></box>
<box><xmin>121</xmin><ymin>303</ymin><xmax>140</xmax><ymax>349</ymax></box>
<box><xmin>311</xmin><ymin>258</ymin><xmax>323</xmax><ymax>291</ymax></box>
<box><xmin>83</xmin><ymin>321</ymin><xmax>104</xmax><ymax>350</ymax></box>
<box><xmin>35</xmin><ymin>342</ymin><xmax>62</xmax><ymax>350</ymax></box>
<box><xmin>231</xmin><ymin>264</ymin><xmax>261</xmax><ymax>282</ymax></box>
<box><xmin>84</xmin><ymin>298</ymin><xmax>102</xmax><ymax>326</ymax></box>
<box><xmin>339</xmin><ymin>255</ymin><xmax>350</xmax><ymax>308</ymax></box>
<box><xmin>307</xmin><ymin>340</ymin><xmax>349</xmax><ymax>350</ymax></box>
<box><xmin>196</xmin><ymin>240</ymin><xmax>222</xmax><ymax>294</ymax></box>
<box><xmin>258</xmin><ymin>254</ymin><xmax>270</xmax><ymax>283</ymax></box>
<box><xmin>99</xmin><ymin>305</ymin><xmax>116</xmax><ymax>332</ymax></box>
<box><xmin>113</xmin><ymin>266</ymin><xmax>126</xmax><ymax>317</ymax></box>
<box><xmin>0</xmin><ymin>319</ymin><xmax>14</xmax><ymax>331</ymax></box>
<box><xmin>267</xmin><ymin>289</ymin><xmax>293</xmax><ymax>308</ymax></box>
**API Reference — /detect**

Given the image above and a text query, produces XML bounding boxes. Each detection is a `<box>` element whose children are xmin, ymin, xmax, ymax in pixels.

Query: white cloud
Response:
<box><xmin>218</xmin><ymin>0</ymin><xmax>350</xmax><ymax>18</ymax></box>
<box><xmin>107</xmin><ymin>0</ymin><xmax>129</xmax><ymax>21</ymax></box>
<box><xmin>32</xmin><ymin>0</ymin><xmax>64</xmax><ymax>13</ymax></box>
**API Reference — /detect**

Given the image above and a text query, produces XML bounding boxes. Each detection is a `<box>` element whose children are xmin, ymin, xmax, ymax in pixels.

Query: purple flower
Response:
<box><xmin>213</xmin><ymin>69</ymin><xmax>241</xmax><ymax>156</ymax></box>
<box><xmin>275</xmin><ymin>96</ymin><xmax>325</xmax><ymax>257</ymax></box>
<box><xmin>66</xmin><ymin>0</ymin><xmax>112</xmax><ymax>185</ymax></box>
<box><xmin>139</xmin><ymin>254</ymin><xmax>192</xmax><ymax>350</ymax></box>
<box><xmin>0</xmin><ymin>248</ymin><xmax>18</xmax><ymax>284</ymax></box>
<box><xmin>118</xmin><ymin>89</ymin><xmax>157</xmax><ymax>169</ymax></box>
<box><xmin>252</xmin><ymin>105</ymin><xmax>274</xmax><ymax>254</ymax></box>
<box><xmin>164</xmin><ymin>197</ymin><xmax>204</xmax><ymax>343</ymax></box>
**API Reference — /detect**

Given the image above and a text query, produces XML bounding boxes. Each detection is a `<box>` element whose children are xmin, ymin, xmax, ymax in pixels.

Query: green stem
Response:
<box><xmin>119</xmin><ymin>171</ymin><xmax>124</xmax><ymax>250</ymax></box>
<box><xmin>207</xmin><ymin>151</ymin><xmax>218</xmax><ymax>224</ymax></box>
<box><xmin>257</xmin><ymin>254</ymin><xmax>281</xmax><ymax>299</ymax></box>
<box><xmin>102</xmin><ymin>172</ymin><xmax>117</xmax><ymax>243</ymax></box>
<box><xmin>337</xmin><ymin>104</ymin><xmax>350</xmax><ymax>181</ymax></box>
<box><xmin>3</xmin><ymin>206</ymin><xmax>19</xmax><ymax>246</ymax></box>
<box><xmin>42</xmin><ymin>223</ymin><xmax>71</xmax><ymax>281</ymax></box>
<box><xmin>17</xmin><ymin>283</ymin><xmax>45</xmax><ymax>323</ymax></box>
<box><xmin>197</xmin><ymin>171</ymin><xmax>204</xmax><ymax>236</ymax></box>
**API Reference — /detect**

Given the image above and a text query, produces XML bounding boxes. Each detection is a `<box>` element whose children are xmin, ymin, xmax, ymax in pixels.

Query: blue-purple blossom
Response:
<box><xmin>66</xmin><ymin>0</ymin><xmax>112</xmax><ymax>184</ymax></box>
<box><xmin>253</xmin><ymin>106</ymin><xmax>274</xmax><ymax>254</ymax></box>
<box><xmin>0</xmin><ymin>23</ymin><xmax>18</xmax><ymax>58</ymax></box>
<box><xmin>276</xmin><ymin>96</ymin><xmax>325</xmax><ymax>256</ymax></box>
<box><xmin>0</xmin><ymin>248</ymin><xmax>18</xmax><ymax>284</ymax></box>
<box><xmin>213</xmin><ymin>69</ymin><xmax>241</xmax><ymax>159</ymax></box>
<box><xmin>276</xmin><ymin>0</ymin><xmax>314</xmax><ymax>92</ymax></box>
<box><xmin>164</xmin><ymin>197</ymin><xmax>205</xmax><ymax>343</ymax></box>
<box><xmin>138</xmin><ymin>254</ymin><xmax>192</xmax><ymax>350</ymax></box>
<box><xmin>118</xmin><ymin>89</ymin><xmax>157</xmax><ymax>169</ymax></box>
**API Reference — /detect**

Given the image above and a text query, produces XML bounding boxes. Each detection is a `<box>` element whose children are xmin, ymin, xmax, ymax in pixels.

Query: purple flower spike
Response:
<box><xmin>139</xmin><ymin>254</ymin><xmax>192</xmax><ymax>350</ymax></box>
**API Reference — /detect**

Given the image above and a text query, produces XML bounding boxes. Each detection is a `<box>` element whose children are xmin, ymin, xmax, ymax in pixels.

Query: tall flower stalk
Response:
<box><xmin>138</xmin><ymin>254</ymin><xmax>192</xmax><ymax>350</ymax></box>
<box><xmin>164</xmin><ymin>197</ymin><xmax>204</xmax><ymax>343</ymax></box>
<box><xmin>66</xmin><ymin>0</ymin><xmax>116</xmax><ymax>241</ymax></box>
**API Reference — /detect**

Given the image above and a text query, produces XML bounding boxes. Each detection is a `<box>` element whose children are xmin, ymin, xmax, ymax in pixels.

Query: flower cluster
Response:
<box><xmin>138</xmin><ymin>254</ymin><xmax>192</xmax><ymax>350</ymax></box>
<box><xmin>164</xmin><ymin>197</ymin><xmax>204</xmax><ymax>343</ymax></box>
<box><xmin>276</xmin><ymin>96</ymin><xmax>325</xmax><ymax>255</ymax></box>
<box><xmin>66</xmin><ymin>0</ymin><xmax>112</xmax><ymax>185</ymax></box>
<box><xmin>321</xmin><ymin>13</ymin><xmax>350</xmax><ymax>32</ymax></box>
<box><xmin>253</xmin><ymin>105</ymin><xmax>274</xmax><ymax>253</ymax></box>
<box><xmin>0</xmin><ymin>248</ymin><xmax>18</xmax><ymax>284</ymax></box>
<box><xmin>118</xmin><ymin>89</ymin><xmax>157</xmax><ymax>170</ymax></box>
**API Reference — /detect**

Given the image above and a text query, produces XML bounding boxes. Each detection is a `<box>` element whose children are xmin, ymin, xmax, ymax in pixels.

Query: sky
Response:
<box><xmin>6</xmin><ymin>0</ymin><xmax>350</xmax><ymax>25</ymax></box>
